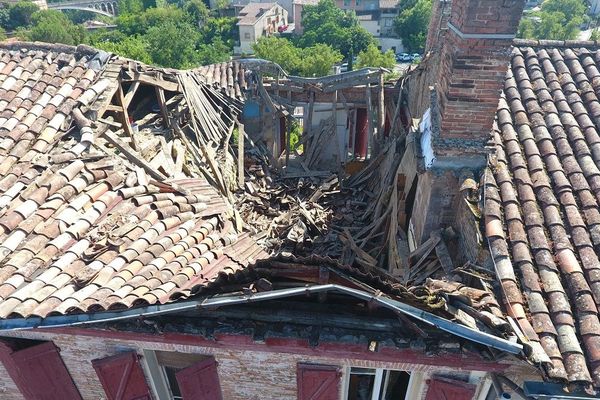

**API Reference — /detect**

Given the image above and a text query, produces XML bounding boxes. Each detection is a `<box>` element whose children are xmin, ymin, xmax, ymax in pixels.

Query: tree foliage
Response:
<box><xmin>518</xmin><ymin>0</ymin><xmax>587</xmax><ymax>40</ymax></box>
<box><xmin>6</xmin><ymin>1</ymin><xmax>39</xmax><ymax>30</ymax></box>
<box><xmin>94</xmin><ymin>35</ymin><xmax>152</xmax><ymax>64</ymax></box>
<box><xmin>118</xmin><ymin>0</ymin><xmax>144</xmax><ymax>14</ymax></box>
<box><xmin>298</xmin><ymin>0</ymin><xmax>374</xmax><ymax>61</ymax></box>
<box><xmin>253</xmin><ymin>36</ymin><xmax>342</xmax><ymax>77</ymax></box>
<box><xmin>200</xmin><ymin>16</ymin><xmax>238</xmax><ymax>48</ymax></box>
<box><xmin>27</xmin><ymin>10</ymin><xmax>86</xmax><ymax>45</ymax></box>
<box><xmin>355</xmin><ymin>44</ymin><xmax>396</xmax><ymax>69</ymax></box>
<box><xmin>145</xmin><ymin>20</ymin><xmax>200</xmax><ymax>68</ymax></box>
<box><xmin>394</xmin><ymin>0</ymin><xmax>431</xmax><ymax>52</ymax></box>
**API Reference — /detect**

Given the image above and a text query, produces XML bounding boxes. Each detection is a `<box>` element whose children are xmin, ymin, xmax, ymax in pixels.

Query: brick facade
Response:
<box><xmin>0</xmin><ymin>329</ymin><xmax>540</xmax><ymax>399</ymax></box>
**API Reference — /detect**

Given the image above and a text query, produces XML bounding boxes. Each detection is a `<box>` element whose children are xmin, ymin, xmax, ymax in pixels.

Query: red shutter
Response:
<box><xmin>297</xmin><ymin>363</ymin><xmax>342</xmax><ymax>400</ymax></box>
<box><xmin>92</xmin><ymin>351</ymin><xmax>152</xmax><ymax>400</ymax></box>
<box><xmin>175</xmin><ymin>356</ymin><xmax>223</xmax><ymax>400</ymax></box>
<box><xmin>0</xmin><ymin>341</ymin><xmax>82</xmax><ymax>400</ymax></box>
<box><xmin>425</xmin><ymin>377</ymin><xmax>476</xmax><ymax>400</ymax></box>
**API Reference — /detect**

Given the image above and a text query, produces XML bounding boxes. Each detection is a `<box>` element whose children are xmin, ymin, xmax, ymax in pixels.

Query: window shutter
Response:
<box><xmin>0</xmin><ymin>341</ymin><xmax>82</xmax><ymax>400</ymax></box>
<box><xmin>92</xmin><ymin>351</ymin><xmax>152</xmax><ymax>400</ymax></box>
<box><xmin>297</xmin><ymin>363</ymin><xmax>342</xmax><ymax>400</ymax></box>
<box><xmin>175</xmin><ymin>356</ymin><xmax>223</xmax><ymax>400</ymax></box>
<box><xmin>425</xmin><ymin>377</ymin><xmax>476</xmax><ymax>400</ymax></box>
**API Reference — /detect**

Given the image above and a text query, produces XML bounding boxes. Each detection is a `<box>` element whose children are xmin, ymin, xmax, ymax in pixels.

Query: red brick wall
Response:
<box><xmin>425</xmin><ymin>0</ymin><xmax>451</xmax><ymax>54</ymax></box>
<box><xmin>434</xmin><ymin>0</ymin><xmax>525</xmax><ymax>156</ymax></box>
<box><xmin>0</xmin><ymin>329</ymin><xmax>536</xmax><ymax>400</ymax></box>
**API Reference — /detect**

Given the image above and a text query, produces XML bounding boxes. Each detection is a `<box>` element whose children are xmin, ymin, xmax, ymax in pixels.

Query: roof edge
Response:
<box><xmin>513</xmin><ymin>38</ymin><xmax>600</xmax><ymax>49</ymax></box>
<box><xmin>0</xmin><ymin>41</ymin><xmax>100</xmax><ymax>58</ymax></box>
<box><xmin>0</xmin><ymin>284</ymin><xmax>523</xmax><ymax>355</ymax></box>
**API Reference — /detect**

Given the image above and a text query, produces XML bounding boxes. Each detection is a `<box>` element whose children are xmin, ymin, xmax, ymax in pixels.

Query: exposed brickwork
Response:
<box><xmin>434</xmin><ymin>0</ymin><xmax>525</xmax><ymax>156</ymax></box>
<box><xmin>411</xmin><ymin>171</ymin><xmax>460</xmax><ymax>244</ymax></box>
<box><xmin>425</xmin><ymin>0</ymin><xmax>451</xmax><ymax>54</ymax></box>
<box><xmin>409</xmin><ymin>0</ymin><xmax>525</xmax><ymax>245</ymax></box>
<box><xmin>449</xmin><ymin>0</ymin><xmax>523</xmax><ymax>35</ymax></box>
<box><xmin>0</xmin><ymin>329</ymin><xmax>527</xmax><ymax>400</ymax></box>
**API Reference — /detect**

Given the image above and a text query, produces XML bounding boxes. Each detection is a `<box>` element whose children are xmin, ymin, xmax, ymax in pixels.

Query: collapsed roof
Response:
<box><xmin>0</xmin><ymin>41</ymin><xmax>267</xmax><ymax>319</ymax></box>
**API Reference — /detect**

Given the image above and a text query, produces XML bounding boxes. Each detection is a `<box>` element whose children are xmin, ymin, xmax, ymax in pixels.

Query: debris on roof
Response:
<box><xmin>0</xmin><ymin>41</ymin><xmax>268</xmax><ymax>319</ymax></box>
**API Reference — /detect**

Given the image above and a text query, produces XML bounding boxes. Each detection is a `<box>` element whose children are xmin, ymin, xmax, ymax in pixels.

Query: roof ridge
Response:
<box><xmin>513</xmin><ymin>38</ymin><xmax>600</xmax><ymax>49</ymax></box>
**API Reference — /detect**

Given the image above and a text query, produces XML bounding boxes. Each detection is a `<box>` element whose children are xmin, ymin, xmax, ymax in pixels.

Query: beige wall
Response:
<box><xmin>236</xmin><ymin>5</ymin><xmax>289</xmax><ymax>54</ymax></box>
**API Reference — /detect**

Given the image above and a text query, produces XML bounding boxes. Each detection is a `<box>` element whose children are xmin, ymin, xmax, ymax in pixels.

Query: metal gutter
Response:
<box><xmin>0</xmin><ymin>284</ymin><xmax>523</xmax><ymax>355</ymax></box>
<box><xmin>523</xmin><ymin>381</ymin><xmax>598</xmax><ymax>399</ymax></box>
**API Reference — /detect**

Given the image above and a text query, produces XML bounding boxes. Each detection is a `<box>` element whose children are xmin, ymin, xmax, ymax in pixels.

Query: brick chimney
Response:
<box><xmin>408</xmin><ymin>0</ymin><xmax>525</xmax><ymax>246</ymax></box>
<box><xmin>434</xmin><ymin>0</ymin><xmax>525</xmax><ymax>162</ymax></box>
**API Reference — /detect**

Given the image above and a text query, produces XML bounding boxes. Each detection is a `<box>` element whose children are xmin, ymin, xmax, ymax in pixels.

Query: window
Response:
<box><xmin>356</xmin><ymin>0</ymin><xmax>361</xmax><ymax>6</ymax></box>
<box><xmin>345</xmin><ymin>367</ymin><xmax>412</xmax><ymax>400</ymax></box>
<box><xmin>343</xmin><ymin>0</ymin><xmax>350</xmax><ymax>6</ymax></box>
<box><xmin>162</xmin><ymin>366</ymin><xmax>183</xmax><ymax>400</ymax></box>
<box><xmin>244</xmin><ymin>32</ymin><xmax>251</xmax><ymax>39</ymax></box>
<box><xmin>143</xmin><ymin>350</ymin><xmax>222</xmax><ymax>400</ymax></box>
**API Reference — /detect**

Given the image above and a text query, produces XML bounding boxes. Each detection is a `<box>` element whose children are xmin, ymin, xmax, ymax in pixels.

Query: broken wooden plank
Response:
<box><xmin>378</xmin><ymin>72</ymin><xmax>385</xmax><ymax>148</ymax></box>
<box><xmin>366</xmin><ymin>83</ymin><xmax>374</xmax><ymax>158</ymax></box>
<box><xmin>124</xmin><ymin>72</ymin><xmax>180</xmax><ymax>92</ymax></box>
<box><xmin>101</xmin><ymin>129</ymin><xmax>167</xmax><ymax>181</ymax></box>
<box><xmin>434</xmin><ymin>233</ymin><xmax>454</xmax><ymax>273</ymax></box>
<box><xmin>123</xmin><ymin>80</ymin><xmax>140</xmax><ymax>108</ymax></box>
<box><xmin>155</xmin><ymin>83</ymin><xmax>170</xmax><ymax>128</ymax></box>
<box><xmin>238</xmin><ymin>122</ymin><xmax>245</xmax><ymax>189</ymax></box>
<box><xmin>104</xmin><ymin>104</ymin><xmax>124</xmax><ymax>112</ymax></box>
<box><xmin>115</xmin><ymin>81</ymin><xmax>138</xmax><ymax>151</ymax></box>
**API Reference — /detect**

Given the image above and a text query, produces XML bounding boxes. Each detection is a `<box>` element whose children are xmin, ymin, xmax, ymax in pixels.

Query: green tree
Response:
<box><xmin>116</xmin><ymin>4</ymin><xmax>189</xmax><ymax>35</ymax></box>
<box><xmin>591</xmin><ymin>28</ymin><xmax>600</xmax><ymax>42</ymax></box>
<box><xmin>213</xmin><ymin>0</ymin><xmax>231</xmax><ymax>17</ymax></box>
<box><xmin>253</xmin><ymin>36</ymin><xmax>301</xmax><ymax>73</ymax></box>
<box><xmin>394</xmin><ymin>0</ymin><xmax>431</xmax><ymax>52</ymax></box>
<box><xmin>7</xmin><ymin>1</ymin><xmax>39</xmax><ymax>30</ymax></box>
<box><xmin>118</xmin><ymin>0</ymin><xmax>144</xmax><ymax>14</ymax></box>
<box><xmin>200</xmin><ymin>16</ymin><xmax>238</xmax><ymax>48</ymax></box>
<box><xmin>197</xmin><ymin>38</ymin><xmax>231</xmax><ymax>65</ymax></box>
<box><xmin>253</xmin><ymin>36</ymin><xmax>341</xmax><ymax>77</ymax></box>
<box><xmin>298</xmin><ymin>0</ymin><xmax>375</xmax><ymax>63</ymax></box>
<box><xmin>0</xmin><ymin>26</ymin><xmax>5</xmax><ymax>41</ymax></box>
<box><xmin>145</xmin><ymin>20</ymin><xmax>200</xmax><ymax>68</ymax></box>
<box><xmin>0</xmin><ymin>6</ymin><xmax>10</xmax><ymax>30</ymax></box>
<box><xmin>355</xmin><ymin>44</ymin><xmax>396</xmax><ymax>69</ymax></box>
<box><xmin>517</xmin><ymin>0</ymin><xmax>587</xmax><ymax>40</ymax></box>
<box><xmin>94</xmin><ymin>35</ymin><xmax>152</xmax><ymax>64</ymax></box>
<box><xmin>182</xmin><ymin>0</ymin><xmax>209</xmax><ymax>27</ymax></box>
<box><xmin>541</xmin><ymin>0</ymin><xmax>586</xmax><ymax>20</ymax></box>
<box><xmin>299</xmin><ymin>43</ymin><xmax>343</xmax><ymax>76</ymax></box>
<box><xmin>27</xmin><ymin>10</ymin><xmax>86</xmax><ymax>45</ymax></box>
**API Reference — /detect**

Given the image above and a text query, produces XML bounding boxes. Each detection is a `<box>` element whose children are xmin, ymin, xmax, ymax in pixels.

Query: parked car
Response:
<box><xmin>277</xmin><ymin>24</ymin><xmax>288</xmax><ymax>33</ymax></box>
<box><xmin>340</xmin><ymin>62</ymin><xmax>349</xmax><ymax>73</ymax></box>
<box><xmin>396</xmin><ymin>53</ymin><xmax>411</xmax><ymax>62</ymax></box>
<box><xmin>411</xmin><ymin>53</ymin><xmax>422</xmax><ymax>61</ymax></box>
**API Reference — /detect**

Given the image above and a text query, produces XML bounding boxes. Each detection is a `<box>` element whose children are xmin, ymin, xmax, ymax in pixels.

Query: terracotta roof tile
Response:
<box><xmin>0</xmin><ymin>42</ymin><xmax>268</xmax><ymax>321</ymax></box>
<box><xmin>487</xmin><ymin>43</ymin><xmax>600</xmax><ymax>390</ymax></box>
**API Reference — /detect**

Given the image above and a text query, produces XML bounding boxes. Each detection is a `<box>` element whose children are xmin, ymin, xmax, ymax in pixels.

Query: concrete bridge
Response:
<box><xmin>48</xmin><ymin>0</ymin><xmax>118</xmax><ymax>17</ymax></box>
